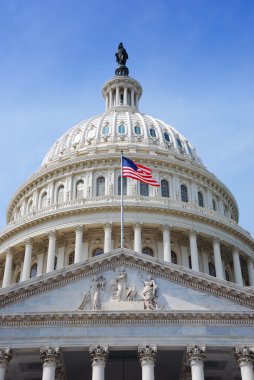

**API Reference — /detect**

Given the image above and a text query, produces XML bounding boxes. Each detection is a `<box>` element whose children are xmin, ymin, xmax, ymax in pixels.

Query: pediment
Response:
<box><xmin>1</xmin><ymin>248</ymin><xmax>254</xmax><ymax>316</ymax></box>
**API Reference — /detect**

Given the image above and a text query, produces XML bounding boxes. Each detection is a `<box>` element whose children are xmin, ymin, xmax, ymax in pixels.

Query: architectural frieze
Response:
<box><xmin>0</xmin><ymin>310</ymin><xmax>254</xmax><ymax>327</ymax></box>
<box><xmin>0</xmin><ymin>249</ymin><xmax>254</xmax><ymax>308</ymax></box>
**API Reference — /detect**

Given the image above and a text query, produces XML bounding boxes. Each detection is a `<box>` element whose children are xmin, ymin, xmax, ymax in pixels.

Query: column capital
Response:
<box><xmin>138</xmin><ymin>344</ymin><xmax>157</xmax><ymax>366</ymax></box>
<box><xmin>4</xmin><ymin>246</ymin><xmax>14</xmax><ymax>256</ymax></box>
<box><xmin>40</xmin><ymin>345</ymin><xmax>60</xmax><ymax>365</ymax></box>
<box><xmin>186</xmin><ymin>344</ymin><xmax>206</xmax><ymax>365</ymax></box>
<box><xmin>161</xmin><ymin>224</ymin><xmax>172</xmax><ymax>232</ymax></box>
<box><xmin>74</xmin><ymin>224</ymin><xmax>83</xmax><ymax>233</ymax></box>
<box><xmin>134</xmin><ymin>222</ymin><xmax>142</xmax><ymax>229</ymax></box>
<box><xmin>89</xmin><ymin>345</ymin><xmax>108</xmax><ymax>365</ymax></box>
<box><xmin>103</xmin><ymin>223</ymin><xmax>112</xmax><ymax>231</ymax></box>
<box><xmin>189</xmin><ymin>230</ymin><xmax>197</xmax><ymax>238</ymax></box>
<box><xmin>24</xmin><ymin>237</ymin><xmax>33</xmax><ymax>247</ymax></box>
<box><xmin>248</xmin><ymin>258</ymin><xmax>254</xmax><ymax>264</ymax></box>
<box><xmin>48</xmin><ymin>230</ymin><xmax>57</xmax><ymax>239</ymax></box>
<box><xmin>0</xmin><ymin>347</ymin><xmax>12</xmax><ymax>368</ymax></box>
<box><xmin>234</xmin><ymin>346</ymin><xmax>254</xmax><ymax>365</ymax></box>
<box><xmin>213</xmin><ymin>237</ymin><xmax>221</xmax><ymax>244</ymax></box>
<box><xmin>233</xmin><ymin>246</ymin><xmax>240</xmax><ymax>254</ymax></box>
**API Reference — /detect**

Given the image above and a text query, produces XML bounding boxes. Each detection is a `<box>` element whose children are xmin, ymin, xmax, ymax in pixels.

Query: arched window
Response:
<box><xmin>118</xmin><ymin>124</ymin><xmax>125</xmax><ymax>134</ymax></box>
<box><xmin>212</xmin><ymin>198</ymin><xmax>217</xmax><ymax>211</ymax></box>
<box><xmin>118</xmin><ymin>176</ymin><xmax>127</xmax><ymax>195</ymax></box>
<box><xmin>102</xmin><ymin>125</ymin><xmax>109</xmax><ymax>135</ymax></box>
<box><xmin>96</xmin><ymin>177</ymin><xmax>105</xmax><ymax>196</ymax></box>
<box><xmin>57</xmin><ymin>185</ymin><xmax>64</xmax><ymax>204</ymax></box>
<box><xmin>225</xmin><ymin>269</ymin><xmax>230</xmax><ymax>282</ymax></box>
<box><xmin>149</xmin><ymin>128</ymin><xmax>156</xmax><ymax>138</ymax></box>
<box><xmin>161</xmin><ymin>180</ymin><xmax>169</xmax><ymax>198</ymax></box>
<box><xmin>30</xmin><ymin>263</ymin><xmax>37</xmax><ymax>278</ymax></box>
<box><xmin>198</xmin><ymin>191</ymin><xmax>204</xmax><ymax>207</ymax></box>
<box><xmin>140</xmin><ymin>182</ymin><xmax>149</xmax><ymax>196</ymax></box>
<box><xmin>68</xmin><ymin>252</ymin><xmax>74</xmax><ymax>265</ymax></box>
<box><xmin>27</xmin><ymin>199</ymin><xmax>33</xmax><ymax>214</ymax></box>
<box><xmin>15</xmin><ymin>272</ymin><xmax>21</xmax><ymax>283</ymax></box>
<box><xmin>181</xmin><ymin>184</ymin><xmax>188</xmax><ymax>202</ymax></box>
<box><xmin>209</xmin><ymin>262</ymin><xmax>216</xmax><ymax>277</ymax></box>
<box><xmin>41</xmin><ymin>192</ymin><xmax>47</xmax><ymax>209</ymax></box>
<box><xmin>134</xmin><ymin>124</ymin><xmax>141</xmax><ymax>135</ymax></box>
<box><xmin>76</xmin><ymin>180</ymin><xmax>84</xmax><ymax>199</ymax></box>
<box><xmin>188</xmin><ymin>256</ymin><xmax>192</xmax><ymax>269</ymax></box>
<box><xmin>171</xmin><ymin>251</ymin><xmax>177</xmax><ymax>264</ymax></box>
<box><xmin>93</xmin><ymin>248</ymin><xmax>104</xmax><ymax>257</ymax></box>
<box><xmin>142</xmin><ymin>247</ymin><xmax>153</xmax><ymax>256</ymax></box>
<box><xmin>164</xmin><ymin>132</ymin><xmax>170</xmax><ymax>142</ymax></box>
<box><xmin>176</xmin><ymin>138</ymin><xmax>183</xmax><ymax>148</ymax></box>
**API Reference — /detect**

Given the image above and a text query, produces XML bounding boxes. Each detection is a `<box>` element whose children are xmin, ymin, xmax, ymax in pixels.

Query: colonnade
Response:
<box><xmin>0</xmin><ymin>345</ymin><xmax>253</xmax><ymax>380</ymax></box>
<box><xmin>2</xmin><ymin>224</ymin><xmax>254</xmax><ymax>288</ymax></box>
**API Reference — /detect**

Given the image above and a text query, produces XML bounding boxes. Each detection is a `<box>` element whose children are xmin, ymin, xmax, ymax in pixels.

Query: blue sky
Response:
<box><xmin>0</xmin><ymin>0</ymin><xmax>253</xmax><ymax>236</ymax></box>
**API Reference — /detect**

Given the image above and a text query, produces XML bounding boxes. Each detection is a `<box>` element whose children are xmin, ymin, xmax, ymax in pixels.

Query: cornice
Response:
<box><xmin>1</xmin><ymin>200</ymin><xmax>252</xmax><ymax>251</ymax></box>
<box><xmin>0</xmin><ymin>310</ymin><xmax>254</xmax><ymax>327</ymax></box>
<box><xmin>0</xmin><ymin>249</ymin><xmax>254</xmax><ymax>309</ymax></box>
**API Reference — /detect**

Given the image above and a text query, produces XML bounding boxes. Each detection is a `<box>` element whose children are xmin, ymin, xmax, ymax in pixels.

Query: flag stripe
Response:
<box><xmin>122</xmin><ymin>156</ymin><xmax>160</xmax><ymax>187</ymax></box>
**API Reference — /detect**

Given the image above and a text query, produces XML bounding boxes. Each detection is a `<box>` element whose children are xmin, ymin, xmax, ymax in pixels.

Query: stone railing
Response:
<box><xmin>2</xmin><ymin>196</ymin><xmax>252</xmax><ymax>240</ymax></box>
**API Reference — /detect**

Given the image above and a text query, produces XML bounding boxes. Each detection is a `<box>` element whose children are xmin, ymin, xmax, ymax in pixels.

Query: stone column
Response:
<box><xmin>2</xmin><ymin>248</ymin><xmax>13</xmax><ymax>288</ymax></box>
<box><xmin>109</xmin><ymin>90</ymin><xmax>113</xmax><ymax>108</ymax></box>
<box><xmin>234</xmin><ymin>346</ymin><xmax>254</xmax><ymax>380</ymax></box>
<box><xmin>104</xmin><ymin>224</ymin><xmax>112</xmax><ymax>253</ymax></box>
<box><xmin>248</xmin><ymin>259</ymin><xmax>254</xmax><ymax>287</ymax></box>
<box><xmin>89</xmin><ymin>345</ymin><xmax>108</xmax><ymax>380</ymax></box>
<box><xmin>138</xmin><ymin>344</ymin><xmax>157</xmax><ymax>380</ymax></box>
<box><xmin>40</xmin><ymin>345</ymin><xmax>60</xmax><ymax>380</ymax></box>
<box><xmin>37</xmin><ymin>252</ymin><xmax>44</xmax><ymax>276</ymax></box>
<box><xmin>213</xmin><ymin>238</ymin><xmax>224</xmax><ymax>280</ymax></box>
<box><xmin>162</xmin><ymin>225</ymin><xmax>171</xmax><ymax>263</ymax></box>
<box><xmin>116</xmin><ymin>86</ymin><xmax>120</xmax><ymax>106</ymax></box>
<box><xmin>131</xmin><ymin>89</ymin><xmax>135</xmax><ymax>107</ymax></box>
<box><xmin>21</xmin><ymin>238</ymin><xmax>33</xmax><ymax>282</ymax></box>
<box><xmin>123</xmin><ymin>87</ymin><xmax>127</xmax><ymax>105</ymax></box>
<box><xmin>189</xmin><ymin>231</ymin><xmax>199</xmax><ymax>272</ymax></box>
<box><xmin>0</xmin><ymin>348</ymin><xmax>12</xmax><ymax>380</ymax></box>
<box><xmin>233</xmin><ymin>248</ymin><xmax>243</xmax><ymax>286</ymax></box>
<box><xmin>46</xmin><ymin>231</ymin><xmax>56</xmax><ymax>273</ymax></box>
<box><xmin>74</xmin><ymin>224</ymin><xmax>83</xmax><ymax>263</ymax></box>
<box><xmin>186</xmin><ymin>344</ymin><xmax>206</xmax><ymax>380</ymax></box>
<box><xmin>134</xmin><ymin>223</ymin><xmax>142</xmax><ymax>254</ymax></box>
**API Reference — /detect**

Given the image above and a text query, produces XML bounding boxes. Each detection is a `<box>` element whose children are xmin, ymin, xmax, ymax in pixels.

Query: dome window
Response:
<box><xmin>118</xmin><ymin>176</ymin><xmax>127</xmax><ymax>195</ymax></box>
<box><xmin>118</xmin><ymin>124</ymin><xmax>125</xmax><ymax>134</ymax></box>
<box><xmin>57</xmin><ymin>185</ymin><xmax>64</xmax><ymax>204</ymax></box>
<box><xmin>212</xmin><ymin>198</ymin><xmax>217</xmax><ymax>211</ymax></box>
<box><xmin>40</xmin><ymin>192</ymin><xmax>47</xmax><ymax>209</ymax></box>
<box><xmin>176</xmin><ymin>138</ymin><xmax>183</xmax><ymax>148</ymax></box>
<box><xmin>30</xmin><ymin>263</ymin><xmax>37</xmax><ymax>278</ymax></box>
<box><xmin>161</xmin><ymin>180</ymin><xmax>169</xmax><ymax>198</ymax></box>
<box><xmin>198</xmin><ymin>191</ymin><xmax>204</xmax><ymax>207</ymax></box>
<box><xmin>171</xmin><ymin>251</ymin><xmax>177</xmax><ymax>264</ymax></box>
<box><xmin>142</xmin><ymin>247</ymin><xmax>153</xmax><ymax>256</ymax></box>
<box><xmin>140</xmin><ymin>182</ymin><xmax>149</xmax><ymax>196</ymax></box>
<box><xmin>102</xmin><ymin>125</ymin><xmax>109</xmax><ymax>135</ymax></box>
<box><xmin>164</xmin><ymin>132</ymin><xmax>170</xmax><ymax>142</ymax></box>
<box><xmin>76</xmin><ymin>180</ymin><xmax>84</xmax><ymax>199</ymax></box>
<box><xmin>96</xmin><ymin>177</ymin><xmax>105</xmax><ymax>196</ymax></box>
<box><xmin>149</xmin><ymin>128</ymin><xmax>156</xmax><ymax>138</ymax></box>
<box><xmin>181</xmin><ymin>184</ymin><xmax>188</xmax><ymax>203</ymax></box>
<box><xmin>134</xmin><ymin>125</ymin><xmax>141</xmax><ymax>135</ymax></box>
<box><xmin>68</xmin><ymin>252</ymin><xmax>74</xmax><ymax>265</ymax></box>
<box><xmin>209</xmin><ymin>262</ymin><xmax>216</xmax><ymax>277</ymax></box>
<box><xmin>87</xmin><ymin>126</ymin><xmax>96</xmax><ymax>139</ymax></box>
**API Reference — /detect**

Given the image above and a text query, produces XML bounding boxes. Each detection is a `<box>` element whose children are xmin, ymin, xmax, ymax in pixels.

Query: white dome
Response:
<box><xmin>42</xmin><ymin>108</ymin><xmax>202</xmax><ymax>167</ymax></box>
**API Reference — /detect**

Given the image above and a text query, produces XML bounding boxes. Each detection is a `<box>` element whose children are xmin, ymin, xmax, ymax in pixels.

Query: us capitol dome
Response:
<box><xmin>0</xmin><ymin>44</ymin><xmax>254</xmax><ymax>380</ymax></box>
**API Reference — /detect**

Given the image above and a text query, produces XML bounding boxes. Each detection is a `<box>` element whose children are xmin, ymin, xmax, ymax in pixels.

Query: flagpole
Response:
<box><xmin>120</xmin><ymin>151</ymin><xmax>124</xmax><ymax>248</ymax></box>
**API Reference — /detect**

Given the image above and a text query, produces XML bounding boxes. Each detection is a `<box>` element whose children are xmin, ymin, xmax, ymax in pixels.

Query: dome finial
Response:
<box><xmin>115</xmin><ymin>42</ymin><xmax>129</xmax><ymax>76</ymax></box>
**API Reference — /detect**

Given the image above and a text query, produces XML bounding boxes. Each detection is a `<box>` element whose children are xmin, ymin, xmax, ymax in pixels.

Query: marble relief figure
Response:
<box><xmin>77</xmin><ymin>275</ymin><xmax>105</xmax><ymax>311</ymax></box>
<box><xmin>138</xmin><ymin>272</ymin><xmax>161</xmax><ymax>310</ymax></box>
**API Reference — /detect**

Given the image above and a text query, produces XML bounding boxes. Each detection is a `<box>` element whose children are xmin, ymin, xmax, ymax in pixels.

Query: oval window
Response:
<box><xmin>102</xmin><ymin>125</ymin><xmax>109</xmax><ymax>135</ymax></box>
<box><xmin>149</xmin><ymin>128</ymin><xmax>156</xmax><ymax>138</ymax></box>
<box><xmin>164</xmin><ymin>132</ymin><xmax>170</xmax><ymax>142</ymax></box>
<box><xmin>118</xmin><ymin>124</ymin><xmax>125</xmax><ymax>134</ymax></box>
<box><xmin>176</xmin><ymin>138</ymin><xmax>182</xmax><ymax>148</ymax></box>
<box><xmin>134</xmin><ymin>125</ymin><xmax>141</xmax><ymax>135</ymax></box>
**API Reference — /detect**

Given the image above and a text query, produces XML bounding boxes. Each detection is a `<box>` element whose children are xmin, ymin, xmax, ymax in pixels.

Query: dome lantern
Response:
<box><xmin>102</xmin><ymin>43</ymin><xmax>142</xmax><ymax>111</ymax></box>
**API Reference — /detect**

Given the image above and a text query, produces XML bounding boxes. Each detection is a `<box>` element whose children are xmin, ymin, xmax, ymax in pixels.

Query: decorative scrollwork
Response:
<box><xmin>0</xmin><ymin>347</ymin><xmax>12</xmax><ymax>367</ymax></box>
<box><xmin>234</xmin><ymin>346</ymin><xmax>254</xmax><ymax>364</ymax></box>
<box><xmin>89</xmin><ymin>345</ymin><xmax>108</xmax><ymax>365</ymax></box>
<box><xmin>40</xmin><ymin>345</ymin><xmax>60</xmax><ymax>365</ymax></box>
<box><xmin>138</xmin><ymin>344</ymin><xmax>157</xmax><ymax>365</ymax></box>
<box><xmin>186</xmin><ymin>345</ymin><xmax>206</xmax><ymax>364</ymax></box>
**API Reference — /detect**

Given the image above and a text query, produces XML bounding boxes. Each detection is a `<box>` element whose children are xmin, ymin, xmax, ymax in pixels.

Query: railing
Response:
<box><xmin>2</xmin><ymin>196</ymin><xmax>252</xmax><ymax>240</ymax></box>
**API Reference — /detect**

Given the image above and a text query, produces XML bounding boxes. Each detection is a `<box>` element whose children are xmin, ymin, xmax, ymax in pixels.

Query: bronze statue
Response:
<box><xmin>115</xmin><ymin>43</ymin><xmax>128</xmax><ymax>66</ymax></box>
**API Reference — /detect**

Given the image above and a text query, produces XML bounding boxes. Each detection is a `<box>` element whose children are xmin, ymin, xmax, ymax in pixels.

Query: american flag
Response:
<box><xmin>122</xmin><ymin>156</ymin><xmax>160</xmax><ymax>187</ymax></box>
